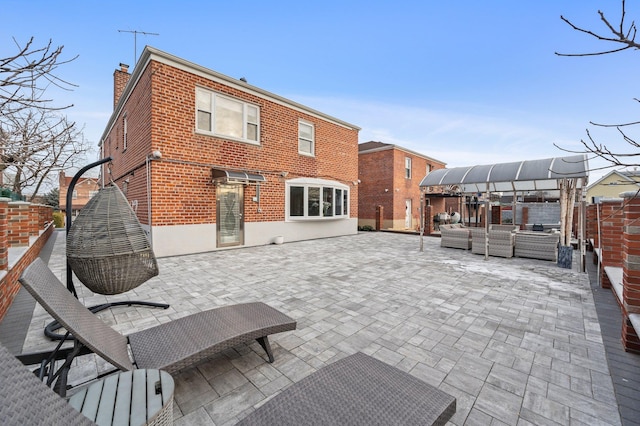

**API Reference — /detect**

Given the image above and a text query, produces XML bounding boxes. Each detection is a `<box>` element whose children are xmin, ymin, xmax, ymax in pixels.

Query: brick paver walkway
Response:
<box><xmin>20</xmin><ymin>231</ymin><xmax>623</xmax><ymax>425</ymax></box>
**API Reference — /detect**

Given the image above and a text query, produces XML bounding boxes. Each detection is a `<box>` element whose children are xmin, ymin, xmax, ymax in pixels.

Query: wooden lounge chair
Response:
<box><xmin>18</xmin><ymin>258</ymin><xmax>296</xmax><ymax>378</ymax></box>
<box><xmin>238</xmin><ymin>352</ymin><xmax>456</xmax><ymax>426</ymax></box>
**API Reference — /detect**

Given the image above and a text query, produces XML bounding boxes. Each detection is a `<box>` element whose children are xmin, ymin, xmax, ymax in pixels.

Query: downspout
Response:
<box><xmin>146</xmin><ymin>155</ymin><xmax>152</xmax><ymax>245</ymax></box>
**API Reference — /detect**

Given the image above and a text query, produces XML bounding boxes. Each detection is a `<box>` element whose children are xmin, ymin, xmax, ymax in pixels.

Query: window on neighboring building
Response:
<box><xmin>287</xmin><ymin>179</ymin><xmax>349</xmax><ymax>220</ymax></box>
<box><xmin>298</xmin><ymin>121</ymin><xmax>314</xmax><ymax>156</ymax></box>
<box><xmin>405</xmin><ymin>157</ymin><xmax>412</xmax><ymax>179</ymax></box>
<box><xmin>89</xmin><ymin>190</ymin><xmax>99</xmax><ymax>198</ymax></box>
<box><xmin>123</xmin><ymin>113</ymin><xmax>128</xmax><ymax>151</ymax></box>
<box><xmin>196</xmin><ymin>88</ymin><xmax>260</xmax><ymax>144</ymax></box>
<box><xmin>72</xmin><ymin>190</ymin><xmax>78</xmax><ymax>199</ymax></box>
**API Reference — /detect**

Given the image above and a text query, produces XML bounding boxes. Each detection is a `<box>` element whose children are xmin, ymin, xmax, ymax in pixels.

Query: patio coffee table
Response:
<box><xmin>238</xmin><ymin>352</ymin><xmax>456</xmax><ymax>425</ymax></box>
<box><xmin>68</xmin><ymin>369</ymin><xmax>174</xmax><ymax>426</ymax></box>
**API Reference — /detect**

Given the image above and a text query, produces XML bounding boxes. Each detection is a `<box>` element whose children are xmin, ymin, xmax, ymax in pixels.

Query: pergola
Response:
<box><xmin>419</xmin><ymin>154</ymin><xmax>589</xmax><ymax>270</ymax></box>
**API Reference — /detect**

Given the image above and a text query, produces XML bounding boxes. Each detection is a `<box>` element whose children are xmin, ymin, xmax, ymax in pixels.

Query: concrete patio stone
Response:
<box><xmin>13</xmin><ymin>231</ymin><xmax>629</xmax><ymax>425</ymax></box>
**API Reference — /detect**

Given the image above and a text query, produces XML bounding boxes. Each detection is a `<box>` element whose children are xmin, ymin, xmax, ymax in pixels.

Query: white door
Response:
<box><xmin>405</xmin><ymin>199</ymin><xmax>412</xmax><ymax>229</ymax></box>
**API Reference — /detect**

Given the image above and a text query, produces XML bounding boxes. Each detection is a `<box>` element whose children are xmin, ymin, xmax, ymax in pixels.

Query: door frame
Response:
<box><xmin>216</xmin><ymin>183</ymin><xmax>244</xmax><ymax>247</ymax></box>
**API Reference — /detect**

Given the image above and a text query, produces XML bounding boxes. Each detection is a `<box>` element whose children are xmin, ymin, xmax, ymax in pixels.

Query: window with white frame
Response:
<box><xmin>298</xmin><ymin>120</ymin><xmax>314</xmax><ymax>156</ymax></box>
<box><xmin>405</xmin><ymin>157</ymin><xmax>412</xmax><ymax>179</ymax></box>
<box><xmin>196</xmin><ymin>88</ymin><xmax>259</xmax><ymax>143</ymax></box>
<box><xmin>287</xmin><ymin>179</ymin><xmax>349</xmax><ymax>220</ymax></box>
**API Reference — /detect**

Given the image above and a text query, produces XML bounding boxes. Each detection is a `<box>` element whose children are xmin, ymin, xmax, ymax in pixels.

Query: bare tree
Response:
<box><xmin>555</xmin><ymin>0</ymin><xmax>640</xmax><ymax>170</ymax></box>
<box><xmin>1</xmin><ymin>37</ymin><xmax>84</xmax><ymax>197</ymax></box>
<box><xmin>0</xmin><ymin>37</ymin><xmax>78</xmax><ymax>116</ymax></box>
<box><xmin>0</xmin><ymin>109</ymin><xmax>90</xmax><ymax>201</ymax></box>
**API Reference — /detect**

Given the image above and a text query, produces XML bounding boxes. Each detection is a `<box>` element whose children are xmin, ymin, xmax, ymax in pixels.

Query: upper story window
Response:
<box><xmin>405</xmin><ymin>157</ymin><xmax>412</xmax><ymax>179</ymax></box>
<box><xmin>298</xmin><ymin>120</ymin><xmax>315</xmax><ymax>156</ymax></box>
<box><xmin>196</xmin><ymin>88</ymin><xmax>260</xmax><ymax>144</ymax></box>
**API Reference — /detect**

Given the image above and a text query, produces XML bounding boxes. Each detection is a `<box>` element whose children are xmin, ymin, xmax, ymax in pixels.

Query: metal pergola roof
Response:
<box><xmin>419</xmin><ymin>154</ymin><xmax>589</xmax><ymax>194</ymax></box>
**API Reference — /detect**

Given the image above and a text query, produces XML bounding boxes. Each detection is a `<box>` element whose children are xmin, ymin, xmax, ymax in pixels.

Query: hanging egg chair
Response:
<box><xmin>66</xmin><ymin>184</ymin><xmax>159</xmax><ymax>295</ymax></box>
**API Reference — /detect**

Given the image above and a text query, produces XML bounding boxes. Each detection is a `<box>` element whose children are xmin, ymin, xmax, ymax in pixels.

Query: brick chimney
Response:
<box><xmin>113</xmin><ymin>63</ymin><xmax>130</xmax><ymax>109</ymax></box>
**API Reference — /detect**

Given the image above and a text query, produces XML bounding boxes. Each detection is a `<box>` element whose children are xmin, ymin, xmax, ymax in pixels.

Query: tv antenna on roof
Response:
<box><xmin>118</xmin><ymin>29</ymin><xmax>159</xmax><ymax>65</ymax></box>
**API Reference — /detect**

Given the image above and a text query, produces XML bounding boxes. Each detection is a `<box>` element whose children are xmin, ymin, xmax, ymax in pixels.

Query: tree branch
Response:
<box><xmin>555</xmin><ymin>0</ymin><xmax>639</xmax><ymax>56</ymax></box>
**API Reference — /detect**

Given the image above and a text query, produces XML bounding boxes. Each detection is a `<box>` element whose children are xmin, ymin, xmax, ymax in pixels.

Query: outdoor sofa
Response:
<box><xmin>514</xmin><ymin>231</ymin><xmax>560</xmax><ymax>261</ymax></box>
<box><xmin>439</xmin><ymin>224</ymin><xmax>471</xmax><ymax>250</ymax></box>
<box><xmin>471</xmin><ymin>224</ymin><xmax>519</xmax><ymax>258</ymax></box>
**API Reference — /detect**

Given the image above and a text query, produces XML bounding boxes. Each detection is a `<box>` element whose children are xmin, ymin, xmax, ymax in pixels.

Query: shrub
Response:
<box><xmin>52</xmin><ymin>211</ymin><xmax>65</xmax><ymax>228</ymax></box>
<box><xmin>358</xmin><ymin>225</ymin><xmax>374</xmax><ymax>232</ymax></box>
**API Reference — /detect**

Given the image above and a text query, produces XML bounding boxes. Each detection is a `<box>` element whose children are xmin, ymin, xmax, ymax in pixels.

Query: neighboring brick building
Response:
<box><xmin>58</xmin><ymin>171</ymin><xmax>99</xmax><ymax>217</ymax></box>
<box><xmin>358</xmin><ymin>141</ymin><xmax>445</xmax><ymax>230</ymax></box>
<box><xmin>99</xmin><ymin>47</ymin><xmax>360</xmax><ymax>257</ymax></box>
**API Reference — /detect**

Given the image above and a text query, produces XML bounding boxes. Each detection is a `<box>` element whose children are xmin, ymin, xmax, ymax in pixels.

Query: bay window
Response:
<box><xmin>286</xmin><ymin>179</ymin><xmax>349</xmax><ymax>220</ymax></box>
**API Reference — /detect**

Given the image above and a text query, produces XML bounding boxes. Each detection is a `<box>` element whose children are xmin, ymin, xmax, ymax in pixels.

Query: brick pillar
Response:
<box><xmin>7</xmin><ymin>201</ymin><xmax>30</xmax><ymax>247</ymax></box>
<box><xmin>375</xmin><ymin>205</ymin><xmax>383</xmax><ymax>231</ymax></box>
<box><xmin>491</xmin><ymin>205</ymin><xmax>502</xmax><ymax>224</ymax></box>
<box><xmin>622</xmin><ymin>191</ymin><xmax>640</xmax><ymax>353</ymax></box>
<box><xmin>38</xmin><ymin>205</ymin><xmax>47</xmax><ymax>228</ymax></box>
<box><xmin>599</xmin><ymin>200</ymin><xmax>625</xmax><ymax>288</ymax></box>
<box><xmin>28</xmin><ymin>204</ymin><xmax>39</xmax><ymax>236</ymax></box>
<box><xmin>425</xmin><ymin>205</ymin><xmax>432</xmax><ymax>236</ymax></box>
<box><xmin>586</xmin><ymin>204</ymin><xmax>598</xmax><ymax>249</ymax></box>
<box><xmin>520</xmin><ymin>206</ymin><xmax>528</xmax><ymax>230</ymax></box>
<box><xmin>0</xmin><ymin>198</ymin><xmax>9</xmax><ymax>271</ymax></box>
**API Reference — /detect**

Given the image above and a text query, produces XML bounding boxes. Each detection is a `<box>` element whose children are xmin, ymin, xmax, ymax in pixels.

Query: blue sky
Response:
<box><xmin>3</xmin><ymin>0</ymin><xmax>639</xmax><ymax>183</ymax></box>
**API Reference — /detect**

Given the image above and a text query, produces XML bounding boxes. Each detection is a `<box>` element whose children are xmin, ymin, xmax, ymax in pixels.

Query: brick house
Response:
<box><xmin>99</xmin><ymin>47</ymin><xmax>360</xmax><ymax>257</ymax></box>
<box><xmin>58</xmin><ymin>170</ymin><xmax>99</xmax><ymax>217</ymax></box>
<box><xmin>358</xmin><ymin>141</ymin><xmax>445</xmax><ymax>230</ymax></box>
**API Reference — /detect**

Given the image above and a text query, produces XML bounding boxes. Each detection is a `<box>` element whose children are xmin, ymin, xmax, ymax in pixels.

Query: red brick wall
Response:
<box><xmin>0</xmin><ymin>199</ymin><xmax>7</xmax><ymax>270</ymax></box>
<box><xmin>359</xmin><ymin>150</ymin><xmax>394</xmax><ymax>224</ymax></box>
<box><xmin>103</xmin><ymin>60</ymin><xmax>359</xmax><ymax>228</ymax></box>
<box><xmin>7</xmin><ymin>202</ymin><xmax>30</xmax><ymax>247</ymax></box>
<box><xmin>0</xmin><ymin>224</ymin><xmax>53</xmax><ymax>321</ymax></box>
<box><xmin>359</xmin><ymin>147</ymin><xmax>444</xmax><ymax>229</ymax></box>
<box><xmin>599</xmin><ymin>200</ymin><xmax>625</xmax><ymax>288</ymax></box>
<box><xmin>623</xmin><ymin>195</ymin><xmax>640</xmax><ymax>315</ymax></box>
<box><xmin>28</xmin><ymin>205</ymin><xmax>39</xmax><ymax>236</ymax></box>
<box><xmin>586</xmin><ymin>204</ymin><xmax>598</xmax><ymax>248</ymax></box>
<box><xmin>622</xmin><ymin>193</ymin><xmax>640</xmax><ymax>352</ymax></box>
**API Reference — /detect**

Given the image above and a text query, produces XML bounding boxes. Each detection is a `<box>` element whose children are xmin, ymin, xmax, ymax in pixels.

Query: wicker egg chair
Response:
<box><xmin>66</xmin><ymin>184</ymin><xmax>159</xmax><ymax>295</ymax></box>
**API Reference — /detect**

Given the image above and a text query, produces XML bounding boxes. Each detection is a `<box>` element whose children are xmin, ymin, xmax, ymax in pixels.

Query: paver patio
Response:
<box><xmin>19</xmin><ymin>231</ymin><xmax>622</xmax><ymax>425</ymax></box>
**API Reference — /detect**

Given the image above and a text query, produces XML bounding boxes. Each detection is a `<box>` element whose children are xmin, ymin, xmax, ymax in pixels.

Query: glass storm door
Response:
<box><xmin>217</xmin><ymin>184</ymin><xmax>244</xmax><ymax>247</ymax></box>
<box><xmin>405</xmin><ymin>199</ymin><xmax>412</xmax><ymax>229</ymax></box>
